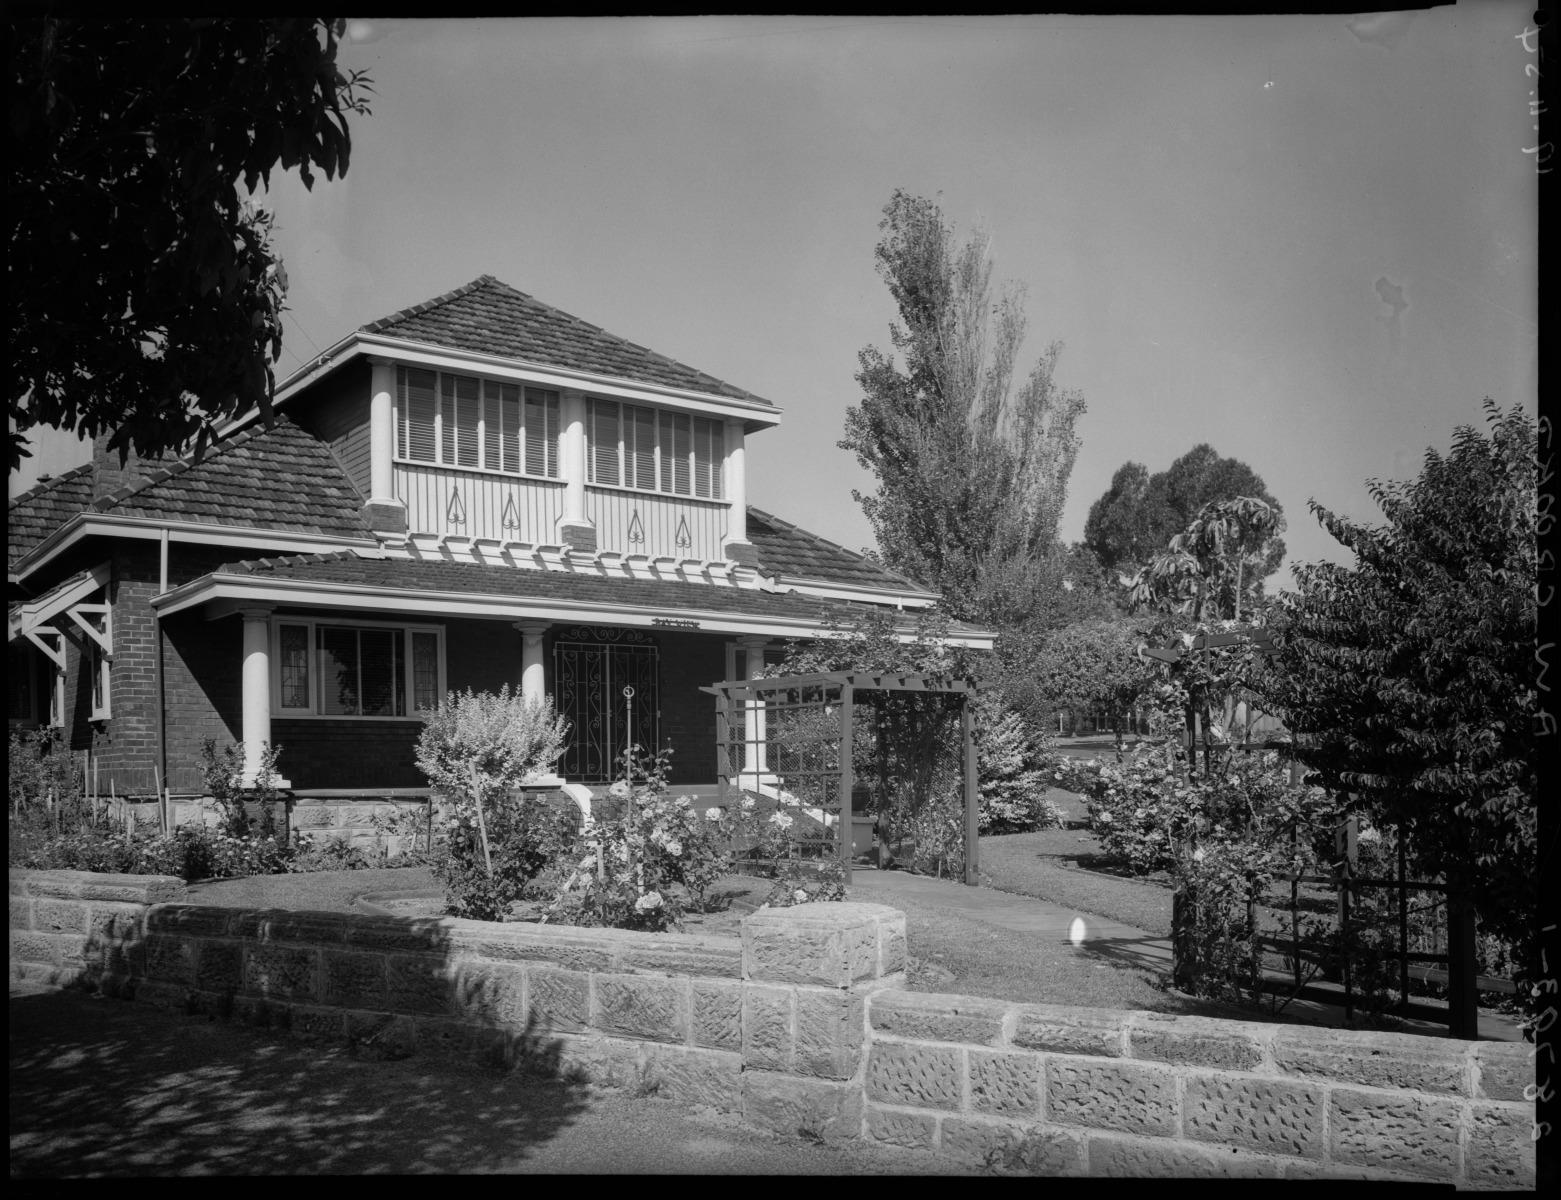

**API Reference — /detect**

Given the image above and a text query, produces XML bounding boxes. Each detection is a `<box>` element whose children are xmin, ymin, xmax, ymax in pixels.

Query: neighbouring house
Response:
<box><xmin>8</xmin><ymin>275</ymin><xmax>992</xmax><ymax>834</ymax></box>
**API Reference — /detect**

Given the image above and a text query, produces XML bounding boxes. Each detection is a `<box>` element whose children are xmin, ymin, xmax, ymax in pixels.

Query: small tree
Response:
<box><xmin>415</xmin><ymin>687</ymin><xmax>570</xmax><ymax>920</ymax></box>
<box><xmin>1015</xmin><ymin>616</ymin><xmax>1159</xmax><ymax>745</ymax></box>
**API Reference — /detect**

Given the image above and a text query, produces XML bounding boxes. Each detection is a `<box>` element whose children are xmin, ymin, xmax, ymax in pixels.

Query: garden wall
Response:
<box><xmin>8</xmin><ymin>868</ymin><xmax>1534</xmax><ymax>1186</ymax></box>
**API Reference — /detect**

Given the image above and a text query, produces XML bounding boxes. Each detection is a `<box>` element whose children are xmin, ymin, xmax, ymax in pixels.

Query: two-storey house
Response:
<box><xmin>9</xmin><ymin>276</ymin><xmax>992</xmax><ymax>826</ymax></box>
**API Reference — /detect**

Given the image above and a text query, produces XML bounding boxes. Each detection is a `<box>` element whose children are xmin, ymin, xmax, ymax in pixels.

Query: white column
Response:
<box><xmin>557</xmin><ymin>389</ymin><xmax>593</xmax><ymax>549</ymax></box>
<box><xmin>515</xmin><ymin>622</ymin><xmax>549</xmax><ymax>704</ymax></box>
<box><xmin>725</xmin><ymin>418</ymin><xmax>748</xmax><ymax>547</ymax></box>
<box><xmin>240</xmin><ymin>607</ymin><xmax>275</xmax><ymax>786</ymax></box>
<box><xmin>369</xmin><ymin>359</ymin><xmax>395</xmax><ymax>503</ymax></box>
<box><xmin>739</xmin><ymin>635</ymin><xmax>771</xmax><ymax>783</ymax></box>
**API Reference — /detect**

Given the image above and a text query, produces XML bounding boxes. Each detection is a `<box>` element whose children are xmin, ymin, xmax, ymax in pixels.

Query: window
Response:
<box><xmin>396</xmin><ymin>367</ymin><xmax>559</xmax><ymax>477</ymax></box>
<box><xmin>273</xmin><ymin>620</ymin><xmax>444</xmax><ymax>718</ymax></box>
<box><xmin>587</xmin><ymin>399</ymin><xmax>725</xmax><ymax>498</ymax></box>
<box><xmin>89</xmin><ymin>637</ymin><xmax>110</xmax><ymax>720</ymax></box>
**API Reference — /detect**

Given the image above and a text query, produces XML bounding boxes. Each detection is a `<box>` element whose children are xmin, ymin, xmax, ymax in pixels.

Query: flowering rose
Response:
<box><xmin>769</xmin><ymin>811</ymin><xmax>793</xmax><ymax>830</ymax></box>
<box><xmin>705</xmin><ymin>807</ymin><xmax>722</xmax><ymax>822</ymax></box>
<box><xmin>609</xmin><ymin>781</ymin><xmax>630</xmax><ymax>799</ymax></box>
<box><xmin>635</xmin><ymin>891</ymin><xmax>663</xmax><ymax>911</ymax></box>
<box><xmin>793</xmin><ymin>889</ymin><xmax>808</xmax><ymax>903</ymax></box>
<box><xmin>665</xmin><ymin>840</ymin><xmax>682</xmax><ymax>857</ymax></box>
<box><xmin>741</xmin><ymin>796</ymin><xmax>756</xmax><ymax>811</ymax></box>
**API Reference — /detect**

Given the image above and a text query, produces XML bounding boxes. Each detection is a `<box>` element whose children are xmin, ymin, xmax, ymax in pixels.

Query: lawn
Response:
<box><xmin>977</xmin><ymin>788</ymin><xmax>1174</xmax><ymax>937</ymax></box>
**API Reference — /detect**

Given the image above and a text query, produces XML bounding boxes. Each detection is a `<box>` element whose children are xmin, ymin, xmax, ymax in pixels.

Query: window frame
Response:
<box><xmin>394</xmin><ymin>366</ymin><xmax>561</xmax><ymax>481</ymax></box>
<box><xmin>270</xmin><ymin>616</ymin><xmax>446</xmax><ymax>721</ymax></box>
<box><xmin>586</xmin><ymin>398</ymin><xmax>726</xmax><ymax>500</ymax></box>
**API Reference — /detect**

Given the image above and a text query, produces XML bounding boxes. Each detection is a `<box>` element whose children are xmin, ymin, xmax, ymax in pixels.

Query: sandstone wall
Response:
<box><xmin>8</xmin><ymin>868</ymin><xmax>1534</xmax><ymax>1185</ymax></box>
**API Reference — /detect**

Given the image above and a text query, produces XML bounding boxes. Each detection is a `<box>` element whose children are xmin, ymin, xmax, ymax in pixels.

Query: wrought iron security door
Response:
<box><xmin>553</xmin><ymin>628</ymin><xmax>659</xmax><ymax>781</ymax></box>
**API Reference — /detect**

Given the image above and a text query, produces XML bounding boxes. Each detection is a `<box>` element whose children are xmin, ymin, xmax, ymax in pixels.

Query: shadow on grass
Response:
<box><xmin>9</xmin><ymin>986</ymin><xmax>594</xmax><ymax>1176</ymax></box>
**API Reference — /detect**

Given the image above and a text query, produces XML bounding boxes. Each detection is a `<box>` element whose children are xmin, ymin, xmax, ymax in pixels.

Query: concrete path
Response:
<box><xmin>847</xmin><ymin>867</ymin><xmax>1526</xmax><ymax>1043</ymax></box>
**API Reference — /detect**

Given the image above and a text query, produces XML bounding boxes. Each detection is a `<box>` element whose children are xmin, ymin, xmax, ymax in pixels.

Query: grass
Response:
<box><xmin>184</xmin><ymin>865</ymin><xmax>437</xmax><ymax>912</ymax></box>
<box><xmin>977</xmin><ymin>789</ymin><xmax>1174</xmax><ymax>936</ymax></box>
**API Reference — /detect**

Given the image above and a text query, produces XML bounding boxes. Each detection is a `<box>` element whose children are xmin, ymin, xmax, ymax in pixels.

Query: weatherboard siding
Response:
<box><xmin>396</xmin><ymin>464</ymin><xmax>564</xmax><ymax>543</ymax></box>
<box><xmin>583</xmin><ymin>487</ymin><xmax>727</xmax><ymax>561</ymax></box>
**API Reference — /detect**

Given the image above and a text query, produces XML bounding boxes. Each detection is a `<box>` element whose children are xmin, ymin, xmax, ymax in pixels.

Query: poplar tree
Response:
<box><xmin>841</xmin><ymin>191</ymin><xmax>1086</xmax><ymax>627</ymax></box>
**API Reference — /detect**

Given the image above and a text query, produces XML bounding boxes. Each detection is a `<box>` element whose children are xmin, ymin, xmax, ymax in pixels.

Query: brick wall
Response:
<box><xmin>7</xmin><ymin>874</ymin><xmax>1535</xmax><ymax>1185</ymax></box>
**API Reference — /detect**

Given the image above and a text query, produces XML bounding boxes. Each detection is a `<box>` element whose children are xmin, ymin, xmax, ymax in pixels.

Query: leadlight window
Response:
<box><xmin>273</xmin><ymin>620</ymin><xmax>444</xmax><ymax>719</ymax></box>
<box><xmin>587</xmin><ymin>399</ymin><xmax>724</xmax><ymax>498</ymax></box>
<box><xmin>397</xmin><ymin>367</ymin><xmax>559</xmax><ymax>477</ymax></box>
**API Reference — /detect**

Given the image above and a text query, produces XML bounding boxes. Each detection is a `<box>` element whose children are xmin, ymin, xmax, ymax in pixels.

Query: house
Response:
<box><xmin>8</xmin><ymin>276</ymin><xmax>992</xmax><ymax>832</ymax></box>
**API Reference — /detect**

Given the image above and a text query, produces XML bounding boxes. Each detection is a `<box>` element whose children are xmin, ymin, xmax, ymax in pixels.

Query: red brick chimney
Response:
<box><xmin>91</xmin><ymin>432</ymin><xmax>169</xmax><ymax>503</ymax></box>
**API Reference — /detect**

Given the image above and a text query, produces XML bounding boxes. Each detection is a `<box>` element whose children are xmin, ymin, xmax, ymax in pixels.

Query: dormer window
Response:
<box><xmin>396</xmin><ymin>367</ymin><xmax>560</xmax><ymax>477</ymax></box>
<box><xmin>587</xmin><ymin>398</ymin><xmax>724</xmax><ymax>499</ymax></box>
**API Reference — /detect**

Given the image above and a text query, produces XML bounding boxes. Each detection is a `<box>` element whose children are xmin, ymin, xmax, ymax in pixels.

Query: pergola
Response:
<box><xmin>700</xmin><ymin>672</ymin><xmax>987</xmax><ymax>885</ymax></box>
<box><xmin>1138</xmin><ymin>627</ymin><xmax>1284</xmax><ymax>773</ymax></box>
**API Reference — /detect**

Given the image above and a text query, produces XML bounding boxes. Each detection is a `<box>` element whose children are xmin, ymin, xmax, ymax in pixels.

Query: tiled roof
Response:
<box><xmin>8</xmin><ymin>465</ymin><xmax>96</xmax><ymax>568</ymax></box>
<box><xmin>360</xmin><ymin>276</ymin><xmax>774</xmax><ymax>406</ymax></box>
<box><xmin>747</xmin><ymin>507</ymin><xmax>928</xmax><ymax>593</ymax></box>
<box><xmin>96</xmin><ymin>418</ymin><xmax>372</xmax><ymax>542</ymax></box>
<box><xmin>211</xmin><ymin>551</ymin><xmax>846</xmax><ymax>622</ymax></box>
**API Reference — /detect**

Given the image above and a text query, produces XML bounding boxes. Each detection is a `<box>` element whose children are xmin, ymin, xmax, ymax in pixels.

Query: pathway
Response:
<box><xmin>847</xmin><ymin>866</ymin><xmax>1526</xmax><ymax>1042</ymax></box>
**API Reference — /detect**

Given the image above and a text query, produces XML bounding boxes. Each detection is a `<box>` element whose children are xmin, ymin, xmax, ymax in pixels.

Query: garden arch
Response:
<box><xmin>701</xmin><ymin>672</ymin><xmax>986</xmax><ymax>885</ymax></box>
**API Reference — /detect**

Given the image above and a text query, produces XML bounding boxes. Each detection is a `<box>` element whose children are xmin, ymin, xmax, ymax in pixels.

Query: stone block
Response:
<box><xmin>741</xmin><ymin>1071</ymin><xmax>865</xmax><ymax>1143</ymax></box>
<box><xmin>1472</xmin><ymin>1043</ymin><xmax>1533</xmax><ymax>1102</ymax></box>
<box><xmin>323</xmin><ymin>949</ymin><xmax>389</xmax><ymax>1009</ymax></box>
<box><xmin>527</xmin><ymin>967</ymin><xmax>589</xmax><ymax>1033</ymax></box>
<box><xmin>87</xmin><ymin>902</ymin><xmax>145</xmax><ymax>942</ymax></box>
<box><xmin>1464</xmin><ymin>1102</ymin><xmax>1535</xmax><ymax>1190</ymax></box>
<box><xmin>1281</xmin><ymin>1162</ymin><xmax>1428</xmax><ymax>1181</ymax></box>
<box><xmin>592</xmin><ymin>974</ymin><xmax>686</xmax><ymax>1044</ymax></box>
<box><xmin>266</xmin><ymin>911</ymin><xmax>351</xmax><ymax>945</ymax></box>
<box><xmin>243</xmin><ymin>942</ymin><xmax>320</xmax><ymax>1001</ymax></box>
<box><xmin>641</xmin><ymin>1043</ymin><xmax>743</xmax><ymax>1111</ymax></box>
<box><xmin>866</xmin><ymin>1040</ymin><xmax>964</xmax><ymax>1112</ymax></box>
<box><xmin>32</xmin><ymin>898</ymin><xmax>88</xmax><ymax>935</ymax></box>
<box><xmin>877</xmin><ymin>913</ymin><xmax>908</xmax><ymax>977</ymax></box>
<box><xmin>450</xmin><ymin>960</ymin><xmax>525</xmax><ymax>1026</ymax></box>
<box><xmin>146</xmin><ymin>904</ymin><xmax>232</xmax><ymax>937</ymax></box>
<box><xmin>18</xmin><ymin>870</ymin><xmax>184</xmax><ymax>904</ymax></box>
<box><xmin>1045</xmin><ymin>1057</ymin><xmax>1177</xmax><ymax>1137</ymax></box>
<box><xmin>518</xmin><ymin>1032</ymin><xmax>640</xmax><ymax>1088</ymax></box>
<box><xmin>741</xmin><ymin>902</ymin><xmax>893</xmax><ymax>988</ymax></box>
<box><xmin>10</xmin><ymin>896</ymin><xmax>32</xmax><ymax>930</ymax></box>
<box><xmin>415</xmin><ymin>1017</ymin><xmax>509</xmax><ymax>1067</ymax></box>
<box><xmin>1127</xmin><ymin>1012</ymin><xmax>1265</xmax><ymax>1071</ymax></box>
<box><xmin>1272</xmin><ymin>1024</ymin><xmax>1468</xmax><ymax>1095</ymax></box>
<box><xmin>11</xmin><ymin>930</ymin><xmax>58</xmax><ymax>967</ymax></box>
<box><xmin>941</xmin><ymin>1117</ymin><xmax>1086</xmax><ymax>1175</ymax></box>
<box><xmin>94</xmin><ymin>935</ymin><xmax>144</xmax><ymax>977</ymax></box>
<box><xmin>386</xmin><ymin>953</ymin><xmax>451</xmax><ymax>1015</ymax></box>
<box><xmin>864</xmin><ymin>1105</ymin><xmax>939</xmax><ymax>1152</ymax></box>
<box><xmin>1087</xmin><ymin>1134</ymin><xmax>1284</xmax><ymax>1178</ymax></box>
<box><xmin>869</xmin><ymin>990</ymin><xmax>1007</xmax><ymax>1046</ymax></box>
<box><xmin>794</xmin><ymin>989</ymin><xmax>865</xmax><ymax>1080</ymax></box>
<box><xmin>1328</xmin><ymin>1088</ymin><xmax>1463</xmax><ymax>1179</ymax></box>
<box><xmin>451</xmin><ymin>926</ymin><xmax>614</xmax><ymax>972</ymax></box>
<box><xmin>691</xmin><ymin>981</ymin><xmax>743</xmax><ymax>1051</ymax></box>
<box><xmin>969</xmin><ymin>1049</ymin><xmax>1042</xmax><ymax>1119</ymax></box>
<box><xmin>1183</xmin><ymin>1072</ymin><xmax>1325</xmax><ymax>1159</ymax></box>
<box><xmin>194</xmin><ymin>940</ymin><xmax>244</xmax><ymax>991</ymax></box>
<box><xmin>293</xmin><ymin>804</ymin><xmax>337</xmax><ymax>829</ymax></box>
<box><xmin>741</xmin><ymin>984</ymin><xmax>794</xmax><ymax>1072</ymax></box>
<box><xmin>131</xmin><ymin>978</ymin><xmax>189</xmax><ymax>1010</ymax></box>
<box><xmin>614</xmin><ymin>938</ymin><xmax>743</xmax><ymax>979</ymax></box>
<box><xmin>1012</xmin><ymin>1003</ymin><xmax>1127</xmax><ymax>1057</ymax></box>
<box><xmin>343</xmin><ymin>915</ymin><xmax>452</xmax><ymax>954</ymax></box>
<box><xmin>143</xmin><ymin>934</ymin><xmax>196</xmax><ymax>983</ymax></box>
<box><xmin>232</xmin><ymin>994</ymin><xmax>287</xmax><ymax>1028</ymax></box>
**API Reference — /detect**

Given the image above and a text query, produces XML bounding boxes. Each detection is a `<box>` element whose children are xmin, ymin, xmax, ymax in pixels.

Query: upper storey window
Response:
<box><xmin>396</xmin><ymin>367</ymin><xmax>560</xmax><ymax>477</ymax></box>
<box><xmin>587</xmin><ymin>398</ymin><xmax>725</xmax><ymax>499</ymax></box>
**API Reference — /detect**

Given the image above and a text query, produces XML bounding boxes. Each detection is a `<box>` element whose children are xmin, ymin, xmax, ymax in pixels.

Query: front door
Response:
<box><xmin>553</xmin><ymin>627</ymin><xmax>659</xmax><ymax>781</ymax></box>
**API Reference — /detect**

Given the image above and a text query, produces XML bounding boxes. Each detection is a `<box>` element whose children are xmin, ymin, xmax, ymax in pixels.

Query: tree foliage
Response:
<box><xmin>1126</xmin><ymin>495</ymin><xmax>1286</xmax><ymax>623</ymax></box>
<box><xmin>841</xmin><ymin>191</ymin><xmax>1087</xmax><ymax>627</ymax></box>
<box><xmin>1264</xmin><ymin>402</ymin><xmax>1539</xmax><ymax>981</ymax></box>
<box><xmin>1011</xmin><ymin>617</ymin><xmax>1159</xmax><ymax>740</ymax></box>
<box><xmin>1085</xmin><ymin>444</ymin><xmax>1287</xmax><ymax>596</ymax></box>
<box><xmin>8</xmin><ymin>16</ymin><xmax>371</xmax><ymax>471</ymax></box>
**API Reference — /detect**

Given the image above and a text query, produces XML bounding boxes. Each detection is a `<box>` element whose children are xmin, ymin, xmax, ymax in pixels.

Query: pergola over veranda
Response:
<box><xmin>700</xmin><ymin>671</ymin><xmax>988</xmax><ymax>886</ymax></box>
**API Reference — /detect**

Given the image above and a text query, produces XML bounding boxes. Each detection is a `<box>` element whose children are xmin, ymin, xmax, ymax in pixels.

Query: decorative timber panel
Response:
<box><xmin>396</xmin><ymin>464</ymin><xmax>564</xmax><ymax>542</ymax></box>
<box><xmin>584</xmin><ymin>487</ymin><xmax>728</xmax><ymax>560</ymax></box>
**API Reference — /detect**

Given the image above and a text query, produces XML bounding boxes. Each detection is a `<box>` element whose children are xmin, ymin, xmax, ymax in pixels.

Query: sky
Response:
<box><xmin>14</xmin><ymin>11</ymin><xmax>1539</xmax><ymax>593</ymax></box>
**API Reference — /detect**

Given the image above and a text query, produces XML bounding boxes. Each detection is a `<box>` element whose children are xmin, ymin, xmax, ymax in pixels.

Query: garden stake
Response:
<box><xmin>469</xmin><ymin>763</ymin><xmax>493</xmax><ymax>879</ymax></box>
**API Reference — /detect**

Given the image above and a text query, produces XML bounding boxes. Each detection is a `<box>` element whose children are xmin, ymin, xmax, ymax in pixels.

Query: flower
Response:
<box><xmin>794</xmin><ymin>889</ymin><xmax>808</xmax><ymax>903</ymax></box>
<box><xmin>635</xmin><ymin>891</ymin><xmax>663</xmax><ymax>911</ymax></box>
<box><xmin>665</xmin><ymin>840</ymin><xmax>682</xmax><ymax>857</ymax></box>
<box><xmin>769</xmin><ymin>811</ymin><xmax>793</xmax><ymax>830</ymax></box>
<box><xmin>609</xmin><ymin>781</ymin><xmax>631</xmax><ymax>799</ymax></box>
<box><xmin>741</xmin><ymin>795</ymin><xmax>756</xmax><ymax>811</ymax></box>
<box><xmin>705</xmin><ymin>807</ymin><xmax>722</xmax><ymax>822</ymax></box>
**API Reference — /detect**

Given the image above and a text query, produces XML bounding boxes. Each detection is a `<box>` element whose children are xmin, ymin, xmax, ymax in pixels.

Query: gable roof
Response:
<box><xmin>92</xmin><ymin>417</ymin><xmax>372</xmax><ymax>542</ymax></box>
<box><xmin>746</xmin><ymin>507</ymin><xmax>928</xmax><ymax>593</ymax></box>
<box><xmin>360</xmin><ymin>275</ymin><xmax>774</xmax><ymax>406</ymax></box>
<box><xmin>8</xmin><ymin>464</ymin><xmax>96</xmax><ymax>568</ymax></box>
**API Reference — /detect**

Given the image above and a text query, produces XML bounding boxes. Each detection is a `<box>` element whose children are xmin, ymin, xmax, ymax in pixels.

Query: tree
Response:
<box><xmin>1085</xmin><ymin>444</ymin><xmax>1287</xmax><ymax>595</ymax></box>
<box><xmin>1126</xmin><ymin>495</ymin><xmax>1287</xmax><ymax>623</ymax></box>
<box><xmin>840</xmin><ymin>191</ymin><xmax>1087</xmax><ymax>627</ymax></box>
<box><xmin>1264</xmin><ymin>402</ymin><xmax>1539</xmax><ymax>991</ymax></box>
<box><xmin>8</xmin><ymin>16</ymin><xmax>371</xmax><ymax>471</ymax></box>
<box><xmin>1016</xmin><ymin>617</ymin><xmax>1159</xmax><ymax>742</ymax></box>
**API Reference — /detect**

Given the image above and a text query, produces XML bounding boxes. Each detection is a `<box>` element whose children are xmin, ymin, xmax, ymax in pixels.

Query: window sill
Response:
<box><xmin>394</xmin><ymin>458</ymin><xmax>564</xmax><ymax>484</ymax></box>
<box><xmin>583</xmin><ymin>481</ymin><xmax>730</xmax><ymax>505</ymax></box>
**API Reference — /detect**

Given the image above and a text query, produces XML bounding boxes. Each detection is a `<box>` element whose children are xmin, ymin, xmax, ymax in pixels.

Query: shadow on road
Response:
<box><xmin>9</xmin><ymin>988</ymin><xmax>593</xmax><ymax>1176</ymax></box>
